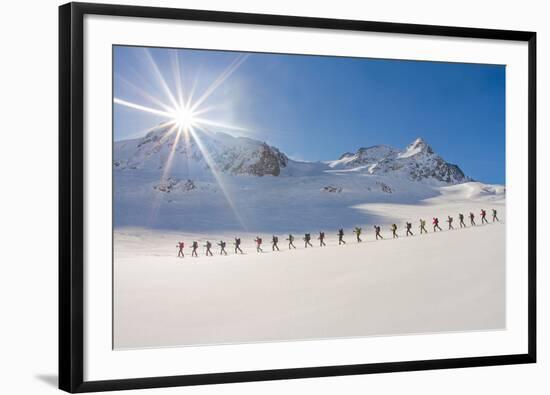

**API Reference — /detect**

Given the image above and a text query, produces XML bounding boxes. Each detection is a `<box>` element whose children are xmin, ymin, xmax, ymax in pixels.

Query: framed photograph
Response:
<box><xmin>59</xmin><ymin>2</ymin><xmax>536</xmax><ymax>392</ymax></box>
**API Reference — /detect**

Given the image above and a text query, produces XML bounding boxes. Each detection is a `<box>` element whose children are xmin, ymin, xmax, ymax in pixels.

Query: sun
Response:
<box><xmin>171</xmin><ymin>106</ymin><xmax>196</xmax><ymax>129</ymax></box>
<box><xmin>114</xmin><ymin>50</ymin><xmax>251</xmax><ymax>229</ymax></box>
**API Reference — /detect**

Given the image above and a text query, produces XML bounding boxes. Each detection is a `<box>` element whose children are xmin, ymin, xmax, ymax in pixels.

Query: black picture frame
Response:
<box><xmin>59</xmin><ymin>2</ymin><xmax>537</xmax><ymax>393</ymax></box>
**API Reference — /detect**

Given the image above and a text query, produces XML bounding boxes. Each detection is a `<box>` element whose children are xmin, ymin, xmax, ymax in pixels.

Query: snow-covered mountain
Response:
<box><xmin>115</xmin><ymin>128</ymin><xmax>468</xmax><ymax>184</ymax></box>
<box><xmin>327</xmin><ymin>138</ymin><xmax>469</xmax><ymax>184</ymax></box>
<box><xmin>329</xmin><ymin>145</ymin><xmax>398</xmax><ymax>169</ymax></box>
<box><xmin>114</xmin><ymin>128</ymin><xmax>501</xmax><ymax>232</ymax></box>
<box><xmin>114</xmin><ymin>127</ymin><xmax>289</xmax><ymax>177</ymax></box>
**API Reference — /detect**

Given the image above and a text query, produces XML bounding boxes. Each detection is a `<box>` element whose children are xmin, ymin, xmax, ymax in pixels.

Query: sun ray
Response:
<box><xmin>171</xmin><ymin>49</ymin><xmax>186</xmax><ymax>108</ymax></box>
<box><xmin>186</xmin><ymin>70</ymin><xmax>200</xmax><ymax>109</ymax></box>
<box><xmin>154</xmin><ymin>123</ymin><xmax>183</xmax><ymax>151</ymax></box>
<box><xmin>189</xmin><ymin>125</ymin><xmax>248</xmax><ymax>230</ymax></box>
<box><xmin>181</xmin><ymin>124</ymin><xmax>193</xmax><ymax>179</ymax></box>
<box><xmin>190</xmin><ymin>105</ymin><xmax>217</xmax><ymax>117</ymax></box>
<box><xmin>147</xmin><ymin>123</ymin><xmax>180</xmax><ymax>224</ymax></box>
<box><xmin>190</xmin><ymin>54</ymin><xmax>249</xmax><ymax>112</ymax></box>
<box><xmin>115</xmin><ymin>74</ymin><xmax>175</xmax><ymax>113</ymax></box>
<box><xmin>120</xmin><ymin>120</ymin><xmax>176</xmax><ymax>141</ymax></box>
<box><xmin>161</xmin><ymin>125</ymin><xmax>185</xmax><ymax>182</ymax></box>
<box><xmin>193</xmin><ymin>117</ymin><xmax>251</xmax><ymax>133</ymax></box>
<box><xmin>143</xmin><ymin>48</ymin><xmax>180</xmax><ymax>110</ymax></box>
<box><xmin>114</xmin><ymin>98</ymin><xmax>173</xmax><ymax>118</ymax></box>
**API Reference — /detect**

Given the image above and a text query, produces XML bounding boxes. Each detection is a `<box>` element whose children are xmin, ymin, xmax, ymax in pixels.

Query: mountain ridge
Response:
<box><xmin>114</xmin><ymin>127</ymin><xmax>470</xmax><ymax>185</ymax></box>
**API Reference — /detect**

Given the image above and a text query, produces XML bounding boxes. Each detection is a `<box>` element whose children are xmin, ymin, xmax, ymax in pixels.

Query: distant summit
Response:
<box><xmin>398</xmin><ymin>137</ymin><xmax>434</xmax><ymax>158</ymax></box>
<box><xmin>328</xmin><ymin>137</ymin><xmax>469</xmax><ymax>184</ymax></box>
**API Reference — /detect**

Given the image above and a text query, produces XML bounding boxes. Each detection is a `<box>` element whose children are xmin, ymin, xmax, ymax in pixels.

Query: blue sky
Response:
<box><xmin>114</xmin><ymin>46</ymin><xmax>505</xmax><ymax>184</ymax></box>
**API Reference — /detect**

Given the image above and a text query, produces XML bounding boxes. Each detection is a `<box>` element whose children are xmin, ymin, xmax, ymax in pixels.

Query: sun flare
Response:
<box><xmin>114</xmin><ymin>50</ymin><xmax>251</xmax><ymax>228</ymax></box>
<box><xmin>171</xmin><ymin>106</ymin><xmax>196</xmax><ymax>129</ymax></box>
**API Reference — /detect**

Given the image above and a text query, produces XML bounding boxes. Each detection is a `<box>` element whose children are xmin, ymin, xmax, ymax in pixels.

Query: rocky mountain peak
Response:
<box><xmin>114</xmin><ymin>127</ymin><xmax>288</xmax><ymax>177</ymax></box>
<box><xmin>400</xmin><ymin>137</ymin><xmax>434</xmax><ymax>157</ymax></box>
<box><xmin>115</xmin><ymin>131</ymin><xmax>470</xmax><ymax>185</ymax></box>
<box><xmin>329</xmin><ymin>137</ymin><xmax>468</xmax><ymax>184</ymax></box>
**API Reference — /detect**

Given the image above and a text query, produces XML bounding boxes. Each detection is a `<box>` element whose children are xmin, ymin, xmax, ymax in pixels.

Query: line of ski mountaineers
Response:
<box><xmin>176</xmin><ymin>209</ymin><xmax>500</xmax><ymax>257</ymax></box>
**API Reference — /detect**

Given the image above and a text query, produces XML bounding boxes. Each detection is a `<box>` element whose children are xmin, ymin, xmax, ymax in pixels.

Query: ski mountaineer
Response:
<box><xmin>433</xmin><ymin>217</ymin><xmax>442</xmax><ymax>232</ymax></box>
<box><xmin>447</xmin><ymin>216</ymin><xmax>454</xmax><ymax>230</ymax></box>
<box><xmin>254</xmin><ymin>237</ymin><xmax>263</xmax><ymax>253</ymax></box>
<box><xmin>459</xmin><ymin>213</ymin><xmax>466</xmax><ymax>228</ymax></box>
<box><xmin>469</xmin><ymin>212</ymin><xmax>476</xmax><ymax>226</ymax></box>
<box><xmin>338</xmin><ymin>228</ymin><xmax>346</xmax><ymax>245</ymax></box>
<box><xmin>406</xmin><ymin>222</ymin><xmax>414</xmax><ymax>236</ymax></box>
<box><xmin>204</xmin><ymin>241</ymin><xmax>213</xmax><ymax>256</ymax></box>
<box><xmin>234</xmin><ymin>237</ymin><xmax>244</xmax><ymax>254</ymax></box>
<box><xmin>318</xmin><ymin>231</ymin><xmax>326</xmax><ymax>247</ymax></box>
<box><xmin>492</xmin><ymin>208</ymin><xmax>499</xmax><ymax>222</ymax></box>
<box><xmin>419</xmin><ymin>219</ymin><xmax>428</xmax><ymax>234</ymax></box>
<box><xmin>287</xmin><ymin>234</ymin><xmax>296</xmax><ymax>249</ymax></box>
<box><xmin>353</xmin><ymin>227</ymin><xmax>362</xmax><ymax>242</ymax></box>
<box><xmin>191</xmin><ymin>241</ymin><xmax>199</xmax><ymax>257</ymax></box>
<box><xmin>304</xmin><ymin>233</ymin><xmax>313</xmax><ymax>248</ymax></box>
<box><xmin>177</xmin><ymin>241</ymin><xmax>185</xmax><ymax>257</ymax></box>
<box><xmin>374</xmin><ymin>225</ymin><xmax>383</xmax><ymax>240</ymax></box>
<box><xmin>391</xmin><ymin>224</ymin><xmax>398</xmax><ymax>238</ymax></box>
<box><xmin>272</xmin><ymin>235</ymin><xmax>280</xmax><ymax>251</ymax></box>
<box><xmin>481</xmin><ymin>209</ymin><xmax>488</xmax><ymax>224</ymax></box>
<box><xmin>218</xmin><ymin>240</ymin><xmax>227</xmax><ymax>255</ymax></box>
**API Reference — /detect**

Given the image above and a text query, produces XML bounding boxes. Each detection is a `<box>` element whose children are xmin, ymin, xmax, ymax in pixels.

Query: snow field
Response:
<box><xmin>114</xmin><ymin>219</ymin><xmax>505</xmax><ymax>348</ymax></box>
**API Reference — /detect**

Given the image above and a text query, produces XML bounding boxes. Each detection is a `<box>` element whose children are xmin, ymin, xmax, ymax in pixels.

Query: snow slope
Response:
<box><xmin>114</xmin><ymin>130</ymin><xmax>491</xmax><ymax>233</ymax></box>
<box><xmin>114</xmin><ymin>217</ymin><xmax>505</xmax><ymax>349</ymax></box>
<box><xmin>113</xmin><ymin>129</ymin><xmax>505</xmax><ymax>349</ymax></box>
